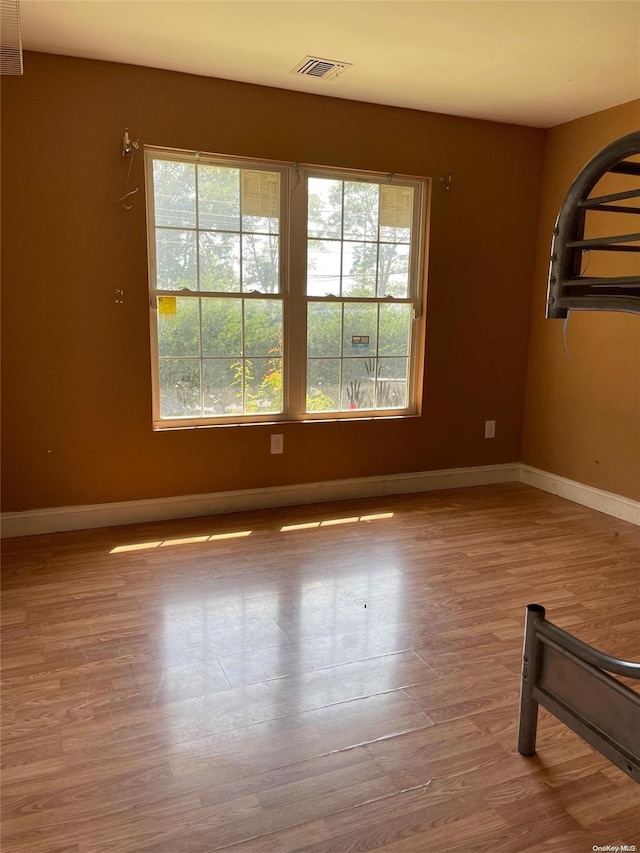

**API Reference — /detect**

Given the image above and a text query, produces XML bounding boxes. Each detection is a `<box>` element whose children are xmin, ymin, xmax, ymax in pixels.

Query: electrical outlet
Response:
<box><xmin>485</xmin><ymin>419</ymin><xmax>496</xmax><ymax>439</ymax></box>
<box><xmin>271</xmin><ymin>434</ymin><xmax>284</xmax><ymax>455</ymax></box>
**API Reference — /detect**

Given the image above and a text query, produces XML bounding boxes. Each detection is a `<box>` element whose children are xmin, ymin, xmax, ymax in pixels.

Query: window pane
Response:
<box><xmin>378</xmin><ymin>303</ymin><xmax>411</xmax><ymax>356</ymax></box>
<box><xmin>242</xmin><ymin>215</ymin><xmax>280</xmax><ymax>235</ymax></box>
<box><xmin>343</xmin><ymin>181</ymin><xmax>379</xmax><ymax>241</ymax></box>
<box><xmin>308</xmin><ymin>177</ymin><xmax>342</xmax><ymax>239</ymax></box>
<box><xmin>156</xmin><ymin>230</ymin><xmax>197</xmax><ymax>290</ymax></box>
<box><xmin>341</xmin><ymin>359</ymin><xmax>375</xmax><ymax>411</ymax></box>
<box><xmin>343</xmin><ymin>303</ymin><xmax>378</xmax><ymax>355</ymax></box>
<box><xmin>245</xmin><ymin>357</ymin><xmax>282</xmax><ymax>414</ymax></box>
<box><xmin>198</xmin><ymin>165</ymin><xmax>240</xmax><ymax>231</ymax></box>
<box><xmin>244</xmin><ymin>300</ymin><xmax>282</xmax><ymax>357</ymax></box>
<box><xmin>306</xmin><ymin>359</ymin><xmax>340</xmax><ymax>412</ymax></box>
<box><xmin>378</xmin><ymin>243</ymin><xmax>410</xmax><ymax>297</ymax></box>
<box><xmin>241</xmin><ymin>170</ymin><xmax>280</xmax><ymax>234</ymax></box>
<box><xmin>380</xmin><ymin>224</ymin><xmax>412</xmax><ymax>244</ymax></box>
<box><xmin>201</xmin><ymin>298</ymin><xmax>242</xmax><ymax>358</ymax></box>
<box><xmin>376</xmin><ymin>357</ymin><xmax>408</xmax><ymax>409</ymax></box>
<box><xmin>342</xmin><ymin>242</ymin><xmax>377</xmax><ymax>297</ymax></box>
<box><xmin>307</xmin><ymin>302</ymin><xmax>342</xmax><ymax>358</ymax></box>
<box><xmin>199</xmin><ymin>232</ymin><xmax>241</xmax><ymax>292</ymax></box>
<box><xmin>159</xmin><ymin>359</ymin><xmax>201</xmax><ymax>418</ymax></box>
<box><xmin>242</xmin><ymin>234</ymin><xmax>279</xmax><ymax>293</ymax></box>
<box><xmin>307</xmin><ymin>239</ymin><xmax>341</xmax><ymax>296</ymax></box>
<box><xmin>158</xmin><ymin>297</ymin><xmax>200</xmax><ymax>357</ymax></box>
<box><xmin>203</xmin><ymin>359</ymin><xmax>242</xmax><ymax>416</ymax></box>
<box><xmin>153</xmin><ymin>161</ymin><xmax>196</xmax><ymax>228</ymax></box>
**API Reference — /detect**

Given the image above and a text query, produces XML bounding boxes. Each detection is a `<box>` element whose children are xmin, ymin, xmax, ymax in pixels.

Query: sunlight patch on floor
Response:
<box><xmin>110</xmin><ymin>530</ymin><xmax>252</xmax><ymax>553</ymax></box>
<box><xmin>280</xmin><ymin>512</ymin><xmax>394</xmax><ymax>532</ymax></box>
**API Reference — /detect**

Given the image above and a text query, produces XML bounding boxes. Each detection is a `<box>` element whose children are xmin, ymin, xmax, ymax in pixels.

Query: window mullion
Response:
<box><xmin>287</xmin><ymin>167</ymin><xmax>307</xmax><ymax>418</ymax></box>
<box><xmin>145</xmin><ymin>151</ymin><xmax>162</xmax><ymax>427</ymax></box>
<box><xmin>339</xmin><ymin>182</ymin><xmax>345</xmax><ymax>298</ymax></box>
<box><xmin>374</xmin><ymin>303</ymin><xmax>381</xmax><ymax>409</ymax></box>
<box><xmin>195</xmin><ymin>164</ymin><xmax>204</xmax><ymax>417</ymax></box>
<box><xmin>340</xmin><ymin>303</ymin><xmax>345</xmax><ymax>411</ymax></box>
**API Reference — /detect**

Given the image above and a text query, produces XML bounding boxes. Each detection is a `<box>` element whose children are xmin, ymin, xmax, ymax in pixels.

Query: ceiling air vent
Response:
<box><xmin>290</xmin><ymin>56</ymin><xmax>352</xmax><ymax>81</ymax></box>
<box><xmin>1</xmin><ymin>0</ymin><xmax>23</xmax><ymax>75</ymax></box>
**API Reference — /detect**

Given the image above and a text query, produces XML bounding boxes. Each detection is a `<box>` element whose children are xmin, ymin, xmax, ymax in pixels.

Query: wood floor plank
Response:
<box><xmin>2</xmin><ymin>483</ymin><xmax>639</xmax><ymax>852</ymax></box>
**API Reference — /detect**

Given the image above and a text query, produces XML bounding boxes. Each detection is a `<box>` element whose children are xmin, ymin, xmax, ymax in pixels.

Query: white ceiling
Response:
<box><xmin>18</xmin><ymin>0</ymin><xmax>640</xmax><ymax>128</ymax></box>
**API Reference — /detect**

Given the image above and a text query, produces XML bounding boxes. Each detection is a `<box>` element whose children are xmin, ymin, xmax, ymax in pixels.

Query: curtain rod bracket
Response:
<box><xmin>440</xmin><ymin>171</ymin><xmax>453</xmax><ymax>191</ymax></box>
<box><xmin>122</xmin><ymin>128</ymin><xmax>139</xmax><ymax>157</ymax></box>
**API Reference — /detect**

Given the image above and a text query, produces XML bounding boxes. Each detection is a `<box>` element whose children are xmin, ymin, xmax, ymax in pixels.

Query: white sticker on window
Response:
<box><xmin>241</xmin><ymin>171</ymin><xmax>280</xmax><ymax>218</ymax></box>
<box><xmin>351</xmin><ymin>335</ymin><xmax>370</xmax><ymax>349</ymax></box>
<box><xmin>379</xmin><ymin>186</ymin><xmax>413</xmax><ymax>229</ymax></box>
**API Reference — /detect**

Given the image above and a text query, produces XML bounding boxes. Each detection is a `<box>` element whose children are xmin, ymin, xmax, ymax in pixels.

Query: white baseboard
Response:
<box><xmin>3</xmin><ymin>463</ymin><xmax>637</xmax><ymax>539</ymax></box>
<box><xmin>519</xmin><ymin>465</ymin><xmax>640</xmax><ymax>527</ymax></box>
<box><xmin>0</xmin><ymin>463</ymin><xmax>519</xmax><ymax>539</ymax></box>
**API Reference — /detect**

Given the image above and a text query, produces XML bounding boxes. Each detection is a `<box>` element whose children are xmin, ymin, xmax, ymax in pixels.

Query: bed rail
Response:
<box><xmin>546</xmin><ymin>130</ymin><xmax>640</xmax><ymax>318</ymax></box>
<box><xmin>517</xmin><ymin>604</ymin><xmax>640</xmax><ymax>783</ymax></box>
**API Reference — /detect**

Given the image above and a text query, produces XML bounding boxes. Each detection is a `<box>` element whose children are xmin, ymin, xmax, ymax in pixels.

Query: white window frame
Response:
<box><xmin>145</xmin><ymin>147</ymin><xmax>429</xmax><ymax>430</ymax></box>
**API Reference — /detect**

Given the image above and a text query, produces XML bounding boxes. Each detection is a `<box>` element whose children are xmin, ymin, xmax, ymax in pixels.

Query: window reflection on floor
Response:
<box><xmin>159</xmin><ymin>560</ymin><xmax>402</xmax><ymax>743</ymax></box>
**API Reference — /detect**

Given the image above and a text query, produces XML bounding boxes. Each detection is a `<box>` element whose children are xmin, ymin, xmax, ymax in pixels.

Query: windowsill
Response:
<box><xmin>152</xmin><ymin>412</ymin><xmax>420</xmax><ymax>432</ymax></box>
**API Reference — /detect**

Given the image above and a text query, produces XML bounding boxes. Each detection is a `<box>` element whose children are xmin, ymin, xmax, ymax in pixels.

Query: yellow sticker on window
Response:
<box><xmin>158</xmin><ymin>296</ymin><xmax>177</xmax><ymax>317</ymax></box>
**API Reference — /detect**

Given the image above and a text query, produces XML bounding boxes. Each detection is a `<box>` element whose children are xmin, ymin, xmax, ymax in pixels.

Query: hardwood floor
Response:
<box><xmin>1</xmin><ymin>483</ymin><xmax>639</xmax><ymax>852</ymax></box>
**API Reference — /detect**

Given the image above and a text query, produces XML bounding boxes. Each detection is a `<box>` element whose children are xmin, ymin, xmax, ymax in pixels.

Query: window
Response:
<box><xmin>145</xmin><ymin>149</ymin><xmax>428</xmax><ymax>428</ymax></box>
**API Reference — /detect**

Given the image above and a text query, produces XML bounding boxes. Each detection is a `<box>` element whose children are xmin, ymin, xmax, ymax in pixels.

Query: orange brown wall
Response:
<box><xmin>1</xmin><ymin>52</ymin><xmax>544</xmax><ymax>511</ymax></box>
<box><xmin>522</xmin><ymin>100</ymin><xmax>640</xmax><ymax>502</ymax></box>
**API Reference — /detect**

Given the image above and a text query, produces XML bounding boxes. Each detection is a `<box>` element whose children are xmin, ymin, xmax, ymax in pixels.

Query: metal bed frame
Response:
<box><xmin>546</xmin><ymin>130</ymin><xmax>640</xmax><ymax>318</ymax></box>
<box><xmin>518</xmin><ymin>604</ymin><xmax>640</xmax><ymax>783</ymax></box>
